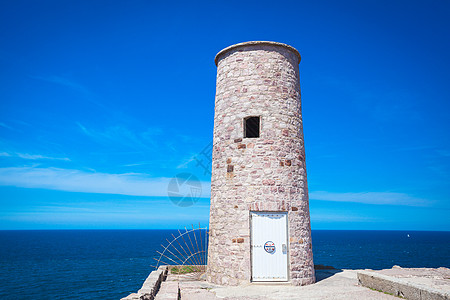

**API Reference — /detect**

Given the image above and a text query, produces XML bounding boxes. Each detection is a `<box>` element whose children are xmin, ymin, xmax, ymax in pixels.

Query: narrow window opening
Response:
<box><xmin>244</xmin><ymin>116</ymin><xmax>260</xmax><ymax>138</ymax></box>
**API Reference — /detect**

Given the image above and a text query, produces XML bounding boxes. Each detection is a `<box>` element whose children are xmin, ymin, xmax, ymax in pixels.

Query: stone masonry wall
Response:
<box><xmin>207</xmin><ymin>41</ymin><xmax>315</xmax><ymax>286</ymax></box>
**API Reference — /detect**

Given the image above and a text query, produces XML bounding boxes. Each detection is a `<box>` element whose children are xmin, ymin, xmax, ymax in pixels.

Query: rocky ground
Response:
<box><xmin>161</xmin><ymin>269</ymin><xmax>398</xmax><ymax>299</ymax></box>
<box><xmin>127</xmin><ymin>266</ymin><xmax>450</xmax><ymax>299</ymax></box>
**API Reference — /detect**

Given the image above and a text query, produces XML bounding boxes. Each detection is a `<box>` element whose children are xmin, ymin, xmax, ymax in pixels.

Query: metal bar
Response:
<box><xmin>199</xmin><ymin>223</ymin><xmax>204</xmax><ymax>265</ymax></box>
<box><xmin>192</xmin><ymin>224</ymin><xmax>201</xmax><ymax>265</ymax></box>
<box><xmin>162</xmin><ymin>244</ymin><xmax>184</xmax><ymax>265</ymax></box>
<box><xmin>167</xmin><ymin>238</ymin><xmax>188</xmax><ymax>262</ymax></box>
<box><xmin>173</xmin><ymin>232</ymin><xmax>190</xmax><ymax>259</ymax></box>
<box><xmin>157</xmin><ymin>250</ymin><xmax>180</xmax><ymax>265</ymax></box>
<box><xmin>178</xmin><ymin>229</ymin><xmax>197</xmax><ymax>267</ymax></box>
<box><xmin>153</xmin><ymin>257</ymin><xmax>172</xmax><ymax>267</ymax></box>
<box><xmin>185</xmin><ymin>227</ymin><xmax>202</xmax><ymax>267</ymax></box>
<box><xmin>205</xmin><ymin>228</ymin><xmax>208</xmax><ymax>268</ymax></box>
<box><xmin>179</xmin><ymin>228</ymin><xmax>200</xmax><ymax>267</ymax></box>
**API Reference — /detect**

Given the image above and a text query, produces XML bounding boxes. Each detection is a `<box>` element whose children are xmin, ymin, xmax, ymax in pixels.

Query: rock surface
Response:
<box><xmin>358</xmin><ymin>266</ymin><xmax>450</xmax><ymax>300</ymax></box>
<box><xmin>180</xmin><ymin>269</ymin><xmax>398</xmax><ymax>299</ymax></box>
<box><xmin>128</xmin><ymin>266</ymin><xmax>450</xmax><ymax>299</ymax></box>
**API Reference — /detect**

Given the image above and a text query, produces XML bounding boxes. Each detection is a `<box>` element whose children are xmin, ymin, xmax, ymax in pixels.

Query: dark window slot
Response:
<box><xmin>244</xmin><ymin>116</ymin><xmax>260</xmax><ymax>138</ymax></box>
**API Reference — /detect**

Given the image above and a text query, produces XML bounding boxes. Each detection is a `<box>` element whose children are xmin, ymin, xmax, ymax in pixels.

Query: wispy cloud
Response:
<box><xmin>317</xmin><ymin>75</ymin><xmax>423</xmax><ymax>122</ymax></box>
<box><xmin>30</xmin><ymin>75</ymin><xmax>91</xmax><ymax>95</ymax></box>
<box><xmin>0</xmin><ymin>152</ymin><xmax>70</xmax><ymax>161</ymax></box>
<box><xmin>0</xmin><ymin>122</ymin><xmax>13</xmax><ymax>130</ymax></box>
<box><xmin>437</xmin><ymin>149</ymin><xmax>450</xmax><ymax>157</ymax></box>
<box><xmin>176</xmin><ymin>155</ymin><xmax>197</xmax><ymax>169</ymax></box>
<box><xmin>311</xmin><ymin>213</ymin><xmax>375</xmax><ymax>222</ymax></box>
<box><xmin>122</xmin><ymin>162</ymin><xmax>154</xmax><ymax>167</ymax></box>
<box><xmin>391</xmin><ymin>145</ymin><xmax>436</xmax><ymax>152</ymax></box>
<box><xmin>0</xmin><ymin>166</ymin><xmax>211</xmax><ymax>198</ymax></box>
<box><xmin>309</xmin><ymin>191</ymin><xmax>429</xmax><ymax>206</ymax></box>
<box><xmin>30</xmin><ymin>75</ymin><xmax>107</xmax><ymax>109</ymax></box>
<box><xmin>77</xmin><ymin>122</ymin><xmax>158</xmax><ymax>151</ymax></box>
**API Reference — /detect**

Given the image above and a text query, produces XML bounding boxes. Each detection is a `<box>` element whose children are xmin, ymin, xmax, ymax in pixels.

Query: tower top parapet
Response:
<box><xmin>214</xmin><ymin>41</ymin><xmax>301</xmax><ymax>66</ymax></box>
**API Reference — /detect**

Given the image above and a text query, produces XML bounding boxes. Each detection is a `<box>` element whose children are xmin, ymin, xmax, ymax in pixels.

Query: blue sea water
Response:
<box><xmin>0</xmin><ymin>230</ymin><xmax>448</xmax><ymax>299</ymax></box>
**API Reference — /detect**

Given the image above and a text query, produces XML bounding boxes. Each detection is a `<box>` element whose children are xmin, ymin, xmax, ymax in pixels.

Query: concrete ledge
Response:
<box><xmin>121</xmin><ymin>266</ymin><xmax>169</xmax><ymax>300</ymax></box>
<box><xmin>357</xmin><ymin>270</ymin><xmax>450</xmax><ymax>300</ymax></box>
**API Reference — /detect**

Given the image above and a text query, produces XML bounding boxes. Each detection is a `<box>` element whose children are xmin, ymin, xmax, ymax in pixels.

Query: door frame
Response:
<box><xmin>249</xmin><ymin>211</ymin><xmax>289</xmax><ymax>282</ymax></box>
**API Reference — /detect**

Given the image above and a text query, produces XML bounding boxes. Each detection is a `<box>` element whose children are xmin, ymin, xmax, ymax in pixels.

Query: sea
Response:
<box><xmin>0</xmin><ymin>230</ymin><xmax>448</xmax><ymax>299</ymax></box>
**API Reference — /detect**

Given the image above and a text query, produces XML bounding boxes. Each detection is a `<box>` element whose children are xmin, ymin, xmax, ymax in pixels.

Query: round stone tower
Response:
<box><xmin>207</xmin><ymin>41</ymin><xmax>314</xmax><ymax>286</ymax></box>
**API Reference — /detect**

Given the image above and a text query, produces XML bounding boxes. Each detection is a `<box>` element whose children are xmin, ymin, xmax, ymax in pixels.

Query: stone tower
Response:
<box><xmin>207</xmin><ymin>41</ymin><xmax>314</xmax><ymax>286</ymax></box>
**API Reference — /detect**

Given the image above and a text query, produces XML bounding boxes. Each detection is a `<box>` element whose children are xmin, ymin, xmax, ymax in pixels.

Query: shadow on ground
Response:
<box><xmin>314</xmin><ymin>264</ymin><xmax>343</xmax><ymax>282</ymax></box>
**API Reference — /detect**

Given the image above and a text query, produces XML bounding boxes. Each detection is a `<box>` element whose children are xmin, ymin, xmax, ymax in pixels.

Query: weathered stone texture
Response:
<box><xmin>121</xmin><ymin>266</ymin><xmax>168</xmax><ymax>300</ymax></box>
<box><xmin>358</xmin><ymin>268</ymin><xmax>450</xmax><ymax>300</ymax></box>
<box><xmin>206</xmin><ymin>41</ymin><xmax>315</xmax><ymax>286</ymax></box>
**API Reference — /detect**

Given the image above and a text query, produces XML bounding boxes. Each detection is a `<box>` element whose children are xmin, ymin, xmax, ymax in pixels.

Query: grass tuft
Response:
<box><xmin>171</xmin><ymin>266</ymin><xmax>197</xmax><ymax>274</ymax></box>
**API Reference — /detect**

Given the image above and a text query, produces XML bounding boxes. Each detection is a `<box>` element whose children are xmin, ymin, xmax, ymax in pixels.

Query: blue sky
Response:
<box><xmin>0</xmin><ymin>0</ymin><xmax>449</xmax><ymax>230</ymax></box>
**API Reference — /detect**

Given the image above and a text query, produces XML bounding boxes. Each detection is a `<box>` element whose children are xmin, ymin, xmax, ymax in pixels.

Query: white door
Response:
<box><xmin>251</xmin><ymin>212</ymin><xmax>288</xmax><ymax>281</ymax></box>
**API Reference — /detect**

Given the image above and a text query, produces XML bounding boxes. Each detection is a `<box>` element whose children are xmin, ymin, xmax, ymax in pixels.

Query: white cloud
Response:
<box><xmin>0</xmin><ymin>166</ymin><xmax>211</xmax><ymax>198</ymax></box>
<box><xmin>309</xmin><ymin>191</ymin><xmax>429</xmax><ymax>206</ymax></box>
<box><xmin>0</xmin><ymin>152</ymin><xmax>70</xmax><ymax>161</ymax></box>
<box><xmin>176</xmin><ymin>155</ymin><xmax>196</xmax><ymax>169</ymax></box>
<box><xmin>30</xmin><ymin>75</ymin><xmax>107</xmax><ymax>109</ymax></box>
<box><xmin>76</xmin><ymin>122</ymin><xmax>157</xmax><ymax>151</ymax></box>
<box><xmin>0</xmin><ymin>122</ymin><xmax>13</xmax><ymax>130</ymax></box>
<box><xmin>311</xmin><ymin>213</ymin><xmax>374</xmax><ymax>222</ymax></box>
<box><xmin>437</xmin><ymin>149</ymin><xmax>450</xmax><ymax>157</ymax></box>
<box><xmin>30</xmin><ymin>75</ymin><xmax>91</xmax><ymax>95</ymax></box>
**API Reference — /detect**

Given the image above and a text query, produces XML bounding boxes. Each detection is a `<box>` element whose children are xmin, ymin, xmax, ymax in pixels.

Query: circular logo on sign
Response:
<box><xmin>264</xmin><ymin>241</ymin><xmax>275</xmax><ymax>254</ymax></box>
